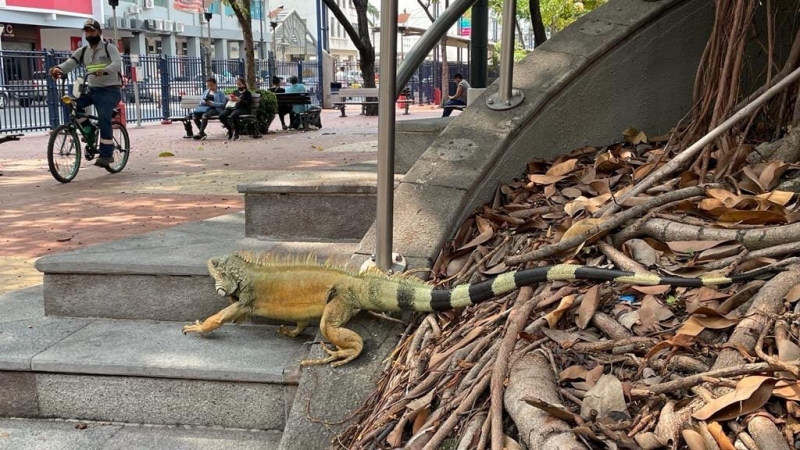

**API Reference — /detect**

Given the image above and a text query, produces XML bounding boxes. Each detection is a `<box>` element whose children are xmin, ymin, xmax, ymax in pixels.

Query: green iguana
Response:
<box><xmin>183</xmin><ymin>251</ymin><xmax>764</xmax><ymax>367</ymax></box>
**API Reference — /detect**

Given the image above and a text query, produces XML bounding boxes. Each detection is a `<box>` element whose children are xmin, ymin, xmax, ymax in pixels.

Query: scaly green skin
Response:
<box><xmin>183</xmin><ymin>251</ymin><xmax>757</xmax><ymax>367</ymax></box>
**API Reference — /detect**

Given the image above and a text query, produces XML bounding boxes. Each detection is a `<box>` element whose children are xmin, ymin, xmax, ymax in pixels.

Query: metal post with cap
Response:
<box><xmin>204</xmin><ymin>9</ymin><xmax>213</xmax><ymax>79</ymax></box>
<box><xmin>108</xmin><ymin>0</ymin><xmax>128</xmax><ymax>126</ymax></box>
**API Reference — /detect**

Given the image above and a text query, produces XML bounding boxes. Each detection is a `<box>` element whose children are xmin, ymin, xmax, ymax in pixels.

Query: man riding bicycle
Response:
<box><xmin>49</xmin><ymin>19</ymin><xmax>122</xmax><ymax>169</ymax></box>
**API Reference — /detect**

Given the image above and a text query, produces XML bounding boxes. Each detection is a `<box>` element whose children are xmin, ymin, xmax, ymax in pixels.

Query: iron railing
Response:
<box><xmin>0</xmin><ymin>50</ymin><xmax>320</xmax><ymax>134</ymax></box>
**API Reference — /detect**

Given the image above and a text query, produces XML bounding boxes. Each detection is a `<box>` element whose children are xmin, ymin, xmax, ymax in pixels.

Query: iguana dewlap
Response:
<box><xmin>182</xmin><ymin>251</ymin><xmax>753</xmax><ymax>367</ymax></box>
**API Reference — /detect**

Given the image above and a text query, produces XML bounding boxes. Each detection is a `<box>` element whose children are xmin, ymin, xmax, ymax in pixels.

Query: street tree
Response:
<box><xmin>324</xmin><ymin>0</ymin><xmax>378</xmax><ymax>91</ymax></box>
<box><xmin>223</xmin><ymin>0</ymin><xmax>257</xmax><ymax>90</ymax></box>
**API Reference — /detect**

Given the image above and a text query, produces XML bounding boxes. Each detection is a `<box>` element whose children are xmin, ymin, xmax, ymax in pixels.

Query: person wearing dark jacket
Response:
<box><xmin>268</xmin><ymin>76</ymin><xmax>290</xmax><ymax>130</ymax></box>
<box><xmin>219</xmin><ymin>77</ymin><xmax>252</xmax><ymax>140</ymax></box>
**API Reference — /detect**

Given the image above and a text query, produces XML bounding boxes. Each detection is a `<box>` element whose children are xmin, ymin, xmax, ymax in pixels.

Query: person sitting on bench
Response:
<box><xmin>268</xmin><ymin>76</ymin><xmax>291</xmax><ymax>130</ymax></box>
<box><xmin>187</xmin><ymin>77</ymin><xmax>226</xmax><ymax>140</ymax></box>
<box><xmin>219</xmin><ymin>77</ymin><xmax>252</xmax><ymax>141</ymax></box>
<box><xmin>285</xmin><ymin>76</ymin><xmax>309</xmax><ymax>130</ymax></box>
<box><xmin>442</xmin><ymin>73</ymin><xmax>470</xmax><ymax>117</ymax></box>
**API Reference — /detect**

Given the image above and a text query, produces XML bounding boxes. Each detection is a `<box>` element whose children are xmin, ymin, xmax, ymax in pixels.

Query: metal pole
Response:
<box><xmin>316</xmin><ymin>0</ymin><xmax>324</xmax><ymax>103</ymax></box>
<box><xmin>497</xmin><ymin>0</ymin><xmax>514</xmax><ymax>103</ymax></box>
<box><xmin>260</xmin><ymin>0</ymin><xmax>266</xmax><ymax>61</ymax></box>
<box><xmin>396</xmin><ymin>0</ymin><xmax>476</xmax><ymax>98</ymax></box>
<box><xmin>376</xmin><ymin>0</ymin><xmax>399</xmax><ymax>271</ymax></box>
<box><xmin>205</xmin><ymin>11</ymin><xmax>213</xmax><ymax>79</ymax></box>
<box><xmin>486</xmin><ymin>0</ymin><xmax>523</xmax><ymax>110</ymax></box>
<box><xmin>470</xmin><ymin>0</ymin><xmax>488</xmax><ymax>88</ymax></box>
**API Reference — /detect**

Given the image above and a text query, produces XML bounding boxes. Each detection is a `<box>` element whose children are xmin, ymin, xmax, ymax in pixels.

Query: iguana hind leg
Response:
<box><xmin>183</xmin><ymin>302</ymin><xmax>248</xmax><ymax>335</ymax></box>
<box><xmin>300</xmin><ymin>297</ymin><xmax>362</xmax><ymax>368</ymax></box>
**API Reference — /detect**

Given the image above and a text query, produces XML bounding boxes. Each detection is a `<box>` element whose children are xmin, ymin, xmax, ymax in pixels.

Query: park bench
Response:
<box><xmin>167</xmin><ymin>93</ymin><xmax>262</xmax><ymax>139</ymax></box>
<box><xmin>274</xmin><ymin>92</ymin><xmax>322</xmax><ymax>131</ymax></box>
<box><xmin>333</xmin><ymin>88</ymin><xmax>413</xmax><ymax>117</ymax></box>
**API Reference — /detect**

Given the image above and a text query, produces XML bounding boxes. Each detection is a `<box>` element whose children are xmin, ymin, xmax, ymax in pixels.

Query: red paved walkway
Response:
<box><xmin>0</xmin><ymin>106</ymin><xmax>443</xmax><ymax>292</ymax></box>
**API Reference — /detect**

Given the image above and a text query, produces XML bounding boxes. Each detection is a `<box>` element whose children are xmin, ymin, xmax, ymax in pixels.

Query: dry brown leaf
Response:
<box><xmin>716</xmin><ymin>210</ymin><xmax>787</xmax><ymax>225</ymax></box>
<box><xmin>544</xmin><ymin>295</ymin><xmax>575</xmax><ymax>328</ymax></box>
<box><xmin>546</xmin><ymin>159</ymin><xmax>579</xmax><ymax>177</ymax></box>
<box><xmin>692</xmin><ymin>376</ymin><xmax>777</xmax><ymax>421</ymax></box>
<box><xmin>412</xmin><ymin>408</ymin><xmax>429</xmax><ymax>435</ymax></box>
<box><xmin>456</xmin><ymin>227</ymin><xmax>494</xmax><ymax>251</ymax></box>
<box><xmin>707</xmin><ymin>421</ymin><xmax>736</xmax><ymax>450</ymax></box>
<box><xmin>666</xmin><ymin>240</ymin><xmax>727</xmax><ymax>254</ymax></box>
<box><xmin>528</xmin><ymin>174</ymin><xmax>567</xmax><ymax>185</ymax></box>
<box><xmin>756</xmin><ymin>190</ymin><xmax>794</xmax><ymax>206</ymax></box>
<box><xmin>676</xmin><ymin>317</ymin><xmax>706</xmax><ymax>336</ymax></box>
<box><xmin>559</xmin><ymin>365</ymin><xmax>589</xmax><ymax>382</ymax></box>
<box><xmin>773</xmin><ymin>380</ymin><xmax>800</xmax><ymax>400</ymax></box>
<box><xmin>581</xmin><ymin>374</ymin><xmax>627</xmax><ymax>418</ymax></box>
<box><xmin>682</xmin><ymin>429</ymin><xmax>709</xmax><ymax>450</ymax></box>
<box><xmin>521</xmin><ymin>397</ymin><xmax>578</xmax><ymax>422</ymax></box>
<box><xmin>586</xmin><ymin>365</ymin><xmax>604</xmax><ymax>387</ymax></box>
<box><xmin>785</xmin><ymin>284</ymin><xmax>800</xmax><ymax>303</ymax></box>
<box><xmin>576</xmin><ymin>285</ymin><xmax>601</xmax><ymax>329</ymax></box>
<box><xmin>629</xmin><ymin>285</ymin><xmax>671</xmax><ymax>295</ymax></box>
<box><xmin>624</xmin><ymin>239</ymin><xmax>660</xmax><ymax>267</ymax></box>
<box><xmin>542</xmin><ymin>328</ymin><xmax>581</xmax><ymax>346</ymax></box>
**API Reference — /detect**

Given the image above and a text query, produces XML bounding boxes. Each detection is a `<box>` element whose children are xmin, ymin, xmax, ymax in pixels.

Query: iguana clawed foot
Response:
<box><xmin>182</xmin><ymin>320</ymin><xmax>207</xmax><ymax>335</ymax></box>
<box><xmin>300</xmin><ymin>344</ymin><xmax>360</xmax><ymax>368</ymax></box>
<box><xmin>277</xmin><ymin>322</ymin><xmax>308</xmax><ymax>338</ymax></box>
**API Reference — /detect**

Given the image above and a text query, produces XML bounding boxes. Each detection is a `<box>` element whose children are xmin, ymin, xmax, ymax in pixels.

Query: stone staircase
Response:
<box><xmin>0</xmin><ymin>168</ymin><xmax>381</xmax><ymax>449</ymax></box>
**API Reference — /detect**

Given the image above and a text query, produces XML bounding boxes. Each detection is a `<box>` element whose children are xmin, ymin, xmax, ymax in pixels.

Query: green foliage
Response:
<box><xmin>223</xmin><ymin>88</ymin><xmax>277</xmax><ymax>134</ymax></box>
<box><xmin>490</xmin><ymin>40</ymin><xmax>529</xmax><ymax>67</ymax></box>
<box><xmin>487</xmin><ymin>0</ymin><xmax>607</xmax><ymax>33</ymax></box>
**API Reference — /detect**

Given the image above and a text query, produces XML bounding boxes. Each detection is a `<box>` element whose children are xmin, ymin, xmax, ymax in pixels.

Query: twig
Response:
<box><xmin>596</xmin><ymin>65</ymin><xmax>800</xmax><ymax>218</ymax></box>
<box><xmin>490</xmin><ymin>286</ymin><xmax>538</xmax><ymax>450</ymax></box>
<box><xmin>754</xmin><ymin>317</ymin><xmax>800</xmax><ymax>378</ymax></box>
<box><xmin>629</xmin><ymin>362</ymin><xmax>782</xmax><ymax>397</ymax></box>
<box><xmin>597</xmin><ymin>240</ymin><xmax>648</xmax><ymax>273</ymax></box>
<box><xmin>506</xmin><ymin>185</ymin><xmax>714</xmax><ymax>266</ymax></box>
<box><xmin>567</xmin><ymin>337</ymin><xmax>656</xmax><ymax>353</ymax></box>
<box><xmin>422</xmin><ymin>370</ymin><xmax>492</xmax><ymax>450</ymax></box>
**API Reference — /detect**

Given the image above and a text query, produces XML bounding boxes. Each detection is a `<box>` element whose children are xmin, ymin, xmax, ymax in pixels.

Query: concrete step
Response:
<box><xmin>0</xmin><ymin>287</ymin><xmax>309</xmax><ymax>431</ymax></box>
<box><xmin>34</xmin><ymin>212</ymin><xmax>359</xmax><ymax>321</ymax></box>
<box><xmin>0</xmin><ymin>418</ymin><xmax>282</xmax><ymax>450</ymax></box>
<box><xmin>238</xmin><ymin>169</ymin><xmax>399</xmax><ymax>240</ymax></box>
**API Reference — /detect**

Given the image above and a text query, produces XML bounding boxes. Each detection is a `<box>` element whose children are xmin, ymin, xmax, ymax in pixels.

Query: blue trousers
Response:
<box><xmin>76</xmin><ymin>86</ymin><xmax>122</xmax><ymax>158</ymax></box>
<box><xmin>442</xmin><ymin>99</ymin><xmax>466</xmax><ymax>117</ymax></box>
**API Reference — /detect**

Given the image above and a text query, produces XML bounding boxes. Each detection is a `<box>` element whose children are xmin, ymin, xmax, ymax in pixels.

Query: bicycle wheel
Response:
<box><xmin>47</xmin><ymin>125</ymin><xmax>81</xmax><ymax>183</ymax></box>
<box><xmin>106</xmin><ymin>122</ymin><xmax>130</xmax><ymax>174</ymax></box>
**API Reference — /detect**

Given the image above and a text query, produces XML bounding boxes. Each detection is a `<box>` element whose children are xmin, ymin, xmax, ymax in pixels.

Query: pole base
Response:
<box><xmin>361</xmin><ymin>253</ymin><xmax>407</xmax><ymax>275</ymax></box>
<box><xmin>486</xmin><ymin>89</ymin><xmax>524</xmax><ymax>111</ymax></box>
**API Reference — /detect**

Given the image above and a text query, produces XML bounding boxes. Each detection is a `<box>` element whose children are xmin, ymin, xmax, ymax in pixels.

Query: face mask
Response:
<box><xmin>238</xmin><ymin>86</ymin><xmax>246</xmax><ymax>91</ymax></box>
<box><xmin>86</xmin><ymin>35</ymin><xmax>101</xmax><ymax>46</ymax></box>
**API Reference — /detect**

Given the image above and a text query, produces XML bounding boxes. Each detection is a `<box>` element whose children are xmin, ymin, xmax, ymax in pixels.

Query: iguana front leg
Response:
<box><xmin>183</xmin><ymin>302</ymin><xmax>248</xmax><ymax>335</ymax></box>
<box><xmin>300</xmin><ymin>296</ymin><xmax>361</xmax><ymax>368</ymax></box>
<box><xmin>278</xmin><ymin>322</ymin><xmax>309</xmax><ymax>338</ymax></box>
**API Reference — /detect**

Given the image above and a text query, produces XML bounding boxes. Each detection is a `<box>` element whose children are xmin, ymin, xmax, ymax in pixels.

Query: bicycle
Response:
<box><xmin>46</xmin><ymin>78</ymin><xmax>130</xmax><ymax>183</ymax></box>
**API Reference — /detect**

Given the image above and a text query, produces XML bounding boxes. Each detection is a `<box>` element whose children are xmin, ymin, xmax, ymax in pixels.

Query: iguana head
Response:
<box><xmin>208</xmin><ymin>256</ymin><xmax>239</xmax><ymax>297</ymax></box>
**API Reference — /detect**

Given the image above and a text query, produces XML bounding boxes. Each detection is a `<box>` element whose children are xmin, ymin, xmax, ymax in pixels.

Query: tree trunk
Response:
<box><xmin>229</xmin><ymin>1</ymin><xmax>256</xmax><ymax>90</ymax></box>
<box><xmin>440</xmin><ymin>39</ymin><xmax>449</xmax><ymax>107</ymax></box>
<box><xmin>530</xmin><ymin>0</ymin><xmax>548</xmax><ymax>47</ymax></box>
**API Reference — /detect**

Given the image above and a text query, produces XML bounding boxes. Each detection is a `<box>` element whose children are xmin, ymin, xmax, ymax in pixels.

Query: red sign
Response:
<box><xmin>70</xmin><ymin>36</ymin><xmax>82</xmax><ymax>51</ymax></box>
<box><xmin>7</xmin><ymin>0</ymin><xmax>92</xmax><ymax>15</ymax></box>
<box><xmin>174</xmin><ymin>0</ymin><xmax>204</xmax><ymax>13</ymax></box>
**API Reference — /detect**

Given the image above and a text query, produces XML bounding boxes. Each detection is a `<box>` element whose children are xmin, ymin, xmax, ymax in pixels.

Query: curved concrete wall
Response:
<box><xmin>355</xmin><ymin>0</ymin><xmax>714</xmax><ymax>269</ymax></box>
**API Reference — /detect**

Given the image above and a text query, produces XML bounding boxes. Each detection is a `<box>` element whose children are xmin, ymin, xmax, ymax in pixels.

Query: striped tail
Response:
<box><xmin>380</xmin><ymin>264</ymin><xmax>746</xmax><ymax>313</ymax></box>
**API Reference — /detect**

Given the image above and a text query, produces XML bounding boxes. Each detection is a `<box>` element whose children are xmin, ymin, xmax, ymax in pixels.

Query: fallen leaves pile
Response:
<box><xmin>336</xmin><ymin>129</ymin><xmax>800</xmax><ymax>450</ymax></box>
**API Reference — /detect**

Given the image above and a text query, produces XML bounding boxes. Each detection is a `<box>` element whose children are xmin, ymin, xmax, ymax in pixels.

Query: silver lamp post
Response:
<box><xmin>204</xmin><ymin>9</ymin><xmax>213</xmax><ymax>79</ymax></box>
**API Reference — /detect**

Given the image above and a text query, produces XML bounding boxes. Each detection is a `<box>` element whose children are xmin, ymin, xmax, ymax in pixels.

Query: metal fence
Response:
<box><xmin>0</xmin><ymin>50</ymin><xmax>321</xmax><ymax>134</ymax></box>
<box><xmin>333</xmin><ymin>60</ymin><xmax>495</xmax><ymax>105</ymax></box>
<box><xmin>1</xmin><ymin>49</ymin><xmax>492</xmax><ymax>134</ymax></box>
